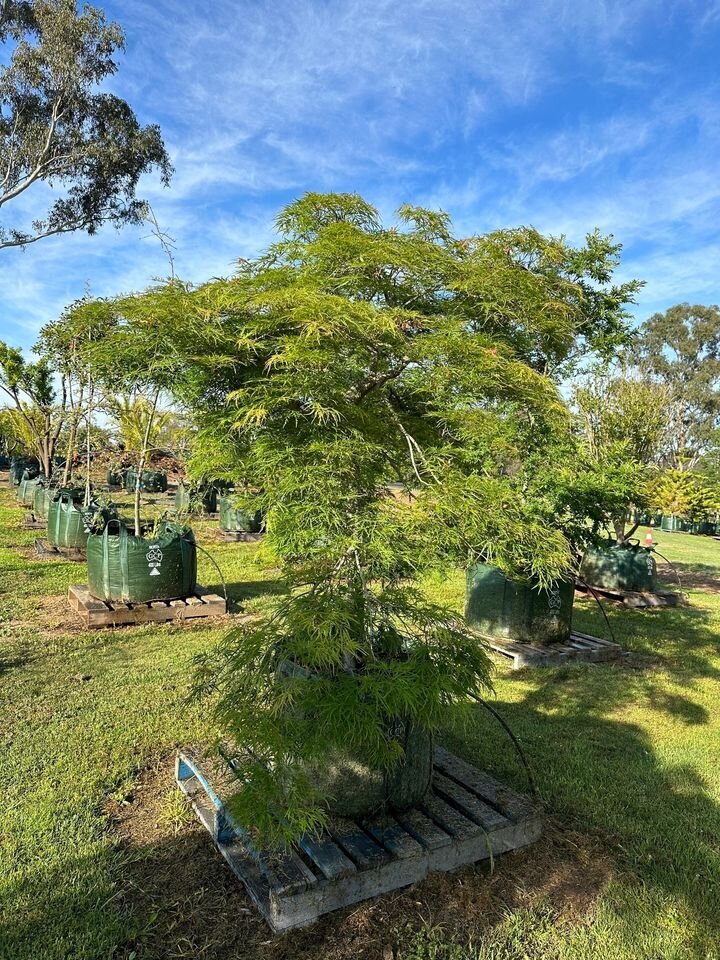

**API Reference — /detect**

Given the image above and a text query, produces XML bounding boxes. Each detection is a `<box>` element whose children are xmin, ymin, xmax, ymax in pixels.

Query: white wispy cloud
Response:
<box><xmin>0</xmin><ymin>0</ymin><xmax>718</xmax><ymax>348</ymax></box>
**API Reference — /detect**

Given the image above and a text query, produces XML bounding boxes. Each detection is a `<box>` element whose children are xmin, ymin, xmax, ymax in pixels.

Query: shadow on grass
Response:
<box><xmin>572</xmin><ymin>596</ymin><xmax>720</xmax><ymax>682</ymax></box>
<box><xmin>203</xmin><ymin>577</ymin><xmax>288</xmax><ymax>614</ymax></box>
<box><xmin>443</xmin><ymin>683</ymin><xmax>720</xmax><ymax>952</ymax></box>
<box><xmin>4</xmin><ymin>706</ymin><xmax>718</xmax><ymax>960</ymax></box>
<box><xmin>658</xmin><ymin>560</ymin><xmax>720</xmax><ymax>593</ymax></box>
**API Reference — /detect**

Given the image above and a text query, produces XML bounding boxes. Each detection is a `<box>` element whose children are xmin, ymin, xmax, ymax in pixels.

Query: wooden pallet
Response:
<box><xmin>34</xmin><ymin>538</ymin><xmax>85</xmax><ymax>562</ymax></box>
<box><xmin>219</xmin><ymin>530</ymin><xmax>263</xmax><ymax>542</ymax></box>
<box><xmin>21</xmin><ymin>515</ymin><xmax>46</xmax><ymax>529</ymax></box>
<box><xmin>575</xmin><ymin>582</ymin><xmax>688</xmax><ymax>609</ymax></box>
<box><xmin>485</xmin><ymin>630</ymin><xmax>623</xmax><ymax>670</ymax></box>
<box><xmin>68</xmin><ymin>584</ymin><xmax>227</xmax><ymax>628</ymax></box>
<box><xmin>176</xmin><ymin>746</ymin><xmax>542</xmax><ymax>933</ymax></box>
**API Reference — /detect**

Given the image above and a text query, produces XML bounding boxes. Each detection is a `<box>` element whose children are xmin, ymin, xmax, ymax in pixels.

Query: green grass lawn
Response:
<box><xmin>1</xmin><ymin>485</ymin><xmax>719</xmax><ymax>960</ymax></box>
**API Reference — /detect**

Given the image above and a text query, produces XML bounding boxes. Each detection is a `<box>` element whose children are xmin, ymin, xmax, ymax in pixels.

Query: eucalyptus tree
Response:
<box><xmin>637</xmin><ymin>303</ymin><xmax>720</xmax><ymax>469</ymax></box>
<box><xmin>37</xmin><ymin>296</ymin><xmax>116</xmax><ymax>489</ymax></box>
<box><xmin>572</xmin><ymin>368</ymin><xmax>672</xmax><ymax>540</ymax></box>
<box><xmin>118</xmin><ymin>193</ymin><xmax>641</xmax><ymax>845</ymax></box>
<box><xmin>0</xmin><ymin>0</ymin><xmax>171</xmax><ymax>248</ymax></box>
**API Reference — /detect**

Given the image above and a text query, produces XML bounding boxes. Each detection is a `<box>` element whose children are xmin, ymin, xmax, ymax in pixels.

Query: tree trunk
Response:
<box><xmin>613</xmin><ymin>511</ymin><xmax>627</xmax><ymax>543</ymax></box>
<box><xmin>134</xmin><ymin>390</ymin><xmax>160</xmax><ymax>536</ymax></box>
<box><xmin>39</xmin><ymin>429</ymin><xmax>54</xmax><ymax>478</ymax></box>
<box><xmin>62</xmin><ymin>416</ymin><xmax>79</xmax><ymax>487</ymax></box>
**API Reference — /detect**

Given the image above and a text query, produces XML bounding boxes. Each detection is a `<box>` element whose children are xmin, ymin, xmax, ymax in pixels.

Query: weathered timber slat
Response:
<box><xmin>484</xmin><ymin>629</ymin><xmax>624</xmax><ymax>670</ymax></box>
<box><xmin>176</xmin><ymin>746</ymin><xmax>542</xmax><ymax>933</ymax></box>
<box><xmin>331</xmin><ymin>827</ymin><xmax>391</xmax><ymax>870</ymax></box>
<box><xmin>574</xmin><ymin>581</ymin><xmax>687</xmax><ymax>608</ymax></box>
<box><xmin>363</xmin><ymin>815</ymin><xmax>425</xmax><ymax>861</ymax></box>
<box><xmin>432</xmin><ymin>772</ymin><xmax>511</xmax><ymax>830</ymax></box>
<box><xmin>69</xmin><ymin>583</ymin><xmax>227</xmax><ymax>627</ymax></box>
<box><xmin>298</xmin><ymin>835</ymin><xmax>356</xmax><ymax>880</ymax></box>
<box><xmin>420</xmin><ymin>792</ymin><xmax>483</xmax><ymax>840</ymax></box>
<box><xmin>434</xmin><ymin>747</ymin><xmax>537</xmax><ymax>824</ymax></box>
<box><xmin>263</xmin><ymin>851</ymin><xmax>317</xmax><ymax>896</ymax></box>
<box><xmin>394</xmin><ymin>806</ymin><xmax>454</xmax><ymax>851</ymax></box>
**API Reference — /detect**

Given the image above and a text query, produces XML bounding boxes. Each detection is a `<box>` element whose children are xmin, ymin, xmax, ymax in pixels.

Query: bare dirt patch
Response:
<box><xmin>7</xmin><ymin>593</ymin><xmax>91</xmax><ymax>635</ymax></box>
<box><xmin>656</xmin><ymin>561</ymin><xmax>720</xmax><ymax>594</ymax></box>
<box><xmin>106</xmin><ymin>757</ymin><xmax>616</xmax><ymax>960</ymax></box>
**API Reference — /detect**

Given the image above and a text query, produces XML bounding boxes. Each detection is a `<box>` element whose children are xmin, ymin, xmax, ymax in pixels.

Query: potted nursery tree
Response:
<box><xmin>132</xmin><ymin>193</ymin><xmax>640</xmax><ymax>845</ymax></box>
<box><xmin>79</xmin><ymin>292</ymin><xmax>197</xmax><ymax>604</ymax></box>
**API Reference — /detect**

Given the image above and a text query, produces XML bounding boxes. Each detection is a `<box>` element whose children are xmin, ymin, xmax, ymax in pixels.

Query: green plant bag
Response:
<box><xmin>690</xmin><ymin>520</ymin><xmax>716</xmax><ymax>536</ymax></box>
<box><xmin>17</xmin><ymin>474</ymin><xmax>43</xmax><ymax>506</ymax></box>
<box><xmin>218</xmin><ymin>495</ymin><xmax>263</xmax><ymax>533</ymax></box>
<box><xmin>175</xmin><ymin>482</ymin><xmax>219</xmax><ymax>515</ymax></box>
<box><xmin>32</xmin><ymin>481</ymin><xmax>51</xmax><ymax>520</ymax></box>
<box><xmin>46</xmin><ymin>488</ymin><xmax>110</xmax><ymax>550</ymax></box>
<box><xmin>9</xmin><ymin>458</ymin><xmax>39</xmax><ymax>486</ymax></box>
<box><xmin>580</xmin><ymin>540</ymin><xmax>657</xmax><ymax>593</ymax></box>
<box><xmin>660</xmin><ymin>514</ymin><xmax>687</xmax><ymax>533</ymax></box>
<box><xmin>107</xmin><ymin>468</ymin><xmax>125</xmax><ymax>487</ymax></box>
<box><xmin>86</xmin><ymin>519</ymin><xmax>197</xmax><ymax>603</ymax></box>
<box><xmin>174</xmin><ymin>481</ymin><xmax>191</xmax><ymax>513</ymax></box>
<box><xmin>278</xmin><ymin>660</ymin><xmax>432</xmax><ymax>818</ymax></box>
<box><xmin>465</xmin><ymin>562</ymin><xmax>574</xmax><ymax>646</ymax></box>
<box><xmin>125</xmin><ymin>468</ymin><xmax>168</xmax><ymax>493</ymax></box>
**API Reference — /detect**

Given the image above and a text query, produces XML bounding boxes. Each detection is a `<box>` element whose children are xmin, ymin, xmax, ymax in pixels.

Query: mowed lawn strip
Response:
<box><xmin>1</xmin><ymin>484</ymin><xmax>719</xmax><ymax>959</ymax></box>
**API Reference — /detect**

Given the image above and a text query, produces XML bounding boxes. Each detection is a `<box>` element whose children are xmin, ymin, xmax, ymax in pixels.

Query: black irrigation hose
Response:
<box><xmin>575</xmin><ymin>575</ymin><xmax>617</xmax><ymax>646</ymax></box>
<box><xmin>468</xmin><ymin>692</ymin><xmax>539</xmax><ymax>803</ymax></box>
<box><xmin>194</xmin><ymin>542</ymin><xmax>229</xmax><ymax>607</ymax></box>
<box><xmin>652</xmin><ymin>549</ymin><xmax>683</xmax><ymax>590</ymax></box>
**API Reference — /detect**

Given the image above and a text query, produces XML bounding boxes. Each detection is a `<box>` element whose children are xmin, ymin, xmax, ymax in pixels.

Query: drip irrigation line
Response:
<box><xmin>194</xmin><ymin>542</ymin><xmax>229</xmax><ymax>606</ymax></box>
<box><xmin>468</xmin><ymin>692</ymin><xmax>539</xmax><ymax>802</ymax></box>
<box><xmin>575</xmin><ymin>576</ymin><xmax>617</xmax><ymax>646</ymax></box>
<box><xmin>652</xmin><ymin>549</ymin><xmax>683</xmax><ymax>589</ymax></box>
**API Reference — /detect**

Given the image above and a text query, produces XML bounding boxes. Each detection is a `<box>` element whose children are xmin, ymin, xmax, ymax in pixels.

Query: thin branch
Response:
<box><xmin>0</xmin><ymin>212</ymin><xmax>118</xmax><ymax>249</ymax></box>
<box><xmin>0</xmin><ymin>99</ymin><xmax>66</xmax><ymax>207</ymax></box>
<box><xmin>351</xmin><ymin>359</ymin><xmax>410</xmax><ymax>403</ymax></box>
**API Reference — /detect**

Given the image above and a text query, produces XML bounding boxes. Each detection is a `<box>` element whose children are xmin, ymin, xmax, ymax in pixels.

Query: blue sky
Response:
<box><xmin>2</xmin><ymin>0</ymin><xmax>720</xmax><ymax>351</ymax></box>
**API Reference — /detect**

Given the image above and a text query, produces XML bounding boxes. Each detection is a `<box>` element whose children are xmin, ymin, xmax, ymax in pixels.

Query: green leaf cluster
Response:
<box><xmin>98</xmin><ymin>193</ymin><xmax>640</xmax><ymax>844</ymax></box>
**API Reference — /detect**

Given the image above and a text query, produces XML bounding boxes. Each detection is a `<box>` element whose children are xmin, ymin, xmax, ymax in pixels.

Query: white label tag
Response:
<box><xmin>146</xmin><ymin>544</ymin><xmax>163</xmax><ymax>576</ymax></box>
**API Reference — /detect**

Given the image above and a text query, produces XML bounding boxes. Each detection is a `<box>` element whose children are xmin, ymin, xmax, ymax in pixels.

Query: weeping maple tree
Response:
<box><xmin>123</xmin><ymin>194</ymin><xmax>640</xmax><ymax>844</ymax></box>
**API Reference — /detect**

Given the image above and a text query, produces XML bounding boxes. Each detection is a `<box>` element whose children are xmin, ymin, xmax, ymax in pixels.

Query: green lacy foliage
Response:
<box><xmin>195</xmin><ymin>573</ymin><xmax>494</xmax><ymax>847</ymax></box>
<box><xmin>100</xmin><ymin>193</ymin><xmax>640</xmax><ymax>845</ymax></box>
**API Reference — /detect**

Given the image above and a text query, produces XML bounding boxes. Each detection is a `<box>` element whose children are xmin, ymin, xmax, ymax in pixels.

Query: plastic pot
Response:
<box><xmin>86</xmin><ymin>519</ymin><xmax>197</xmax><ymax>603</ymax></box>
<box><xmin>218</xmin><ymin>495</ymin><xmax>263</xmax><ymax>533</ymax></box>
<box><xmin>580</xmin><ymin>540</ymin><xmax>657</xmax><ymax>593</ymax></box>
<box><xmin>465</xmin><ymin>563</ymin><xmax>574</xmax><ymax>645</ymax></box>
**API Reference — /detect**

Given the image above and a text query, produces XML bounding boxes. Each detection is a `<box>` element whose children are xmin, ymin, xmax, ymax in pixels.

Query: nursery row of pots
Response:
<box><xmin>12</xmin><ymin>471</ymin><xmax>197</xmax><ymax>603</ymax></box>
<box><xmin>638</xmin><ymin>511</ymin><xmax>718</xmax><ymax>535</ymax></box>
<box><xmin>174</xmin><ymin>481</ymin><xmax>264</xmax><ymax>534</ymax></box>
<box><xmin>107</xmin><ymin>466</ymin><xmax>169</xmax><ymax>493</ymax></box>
